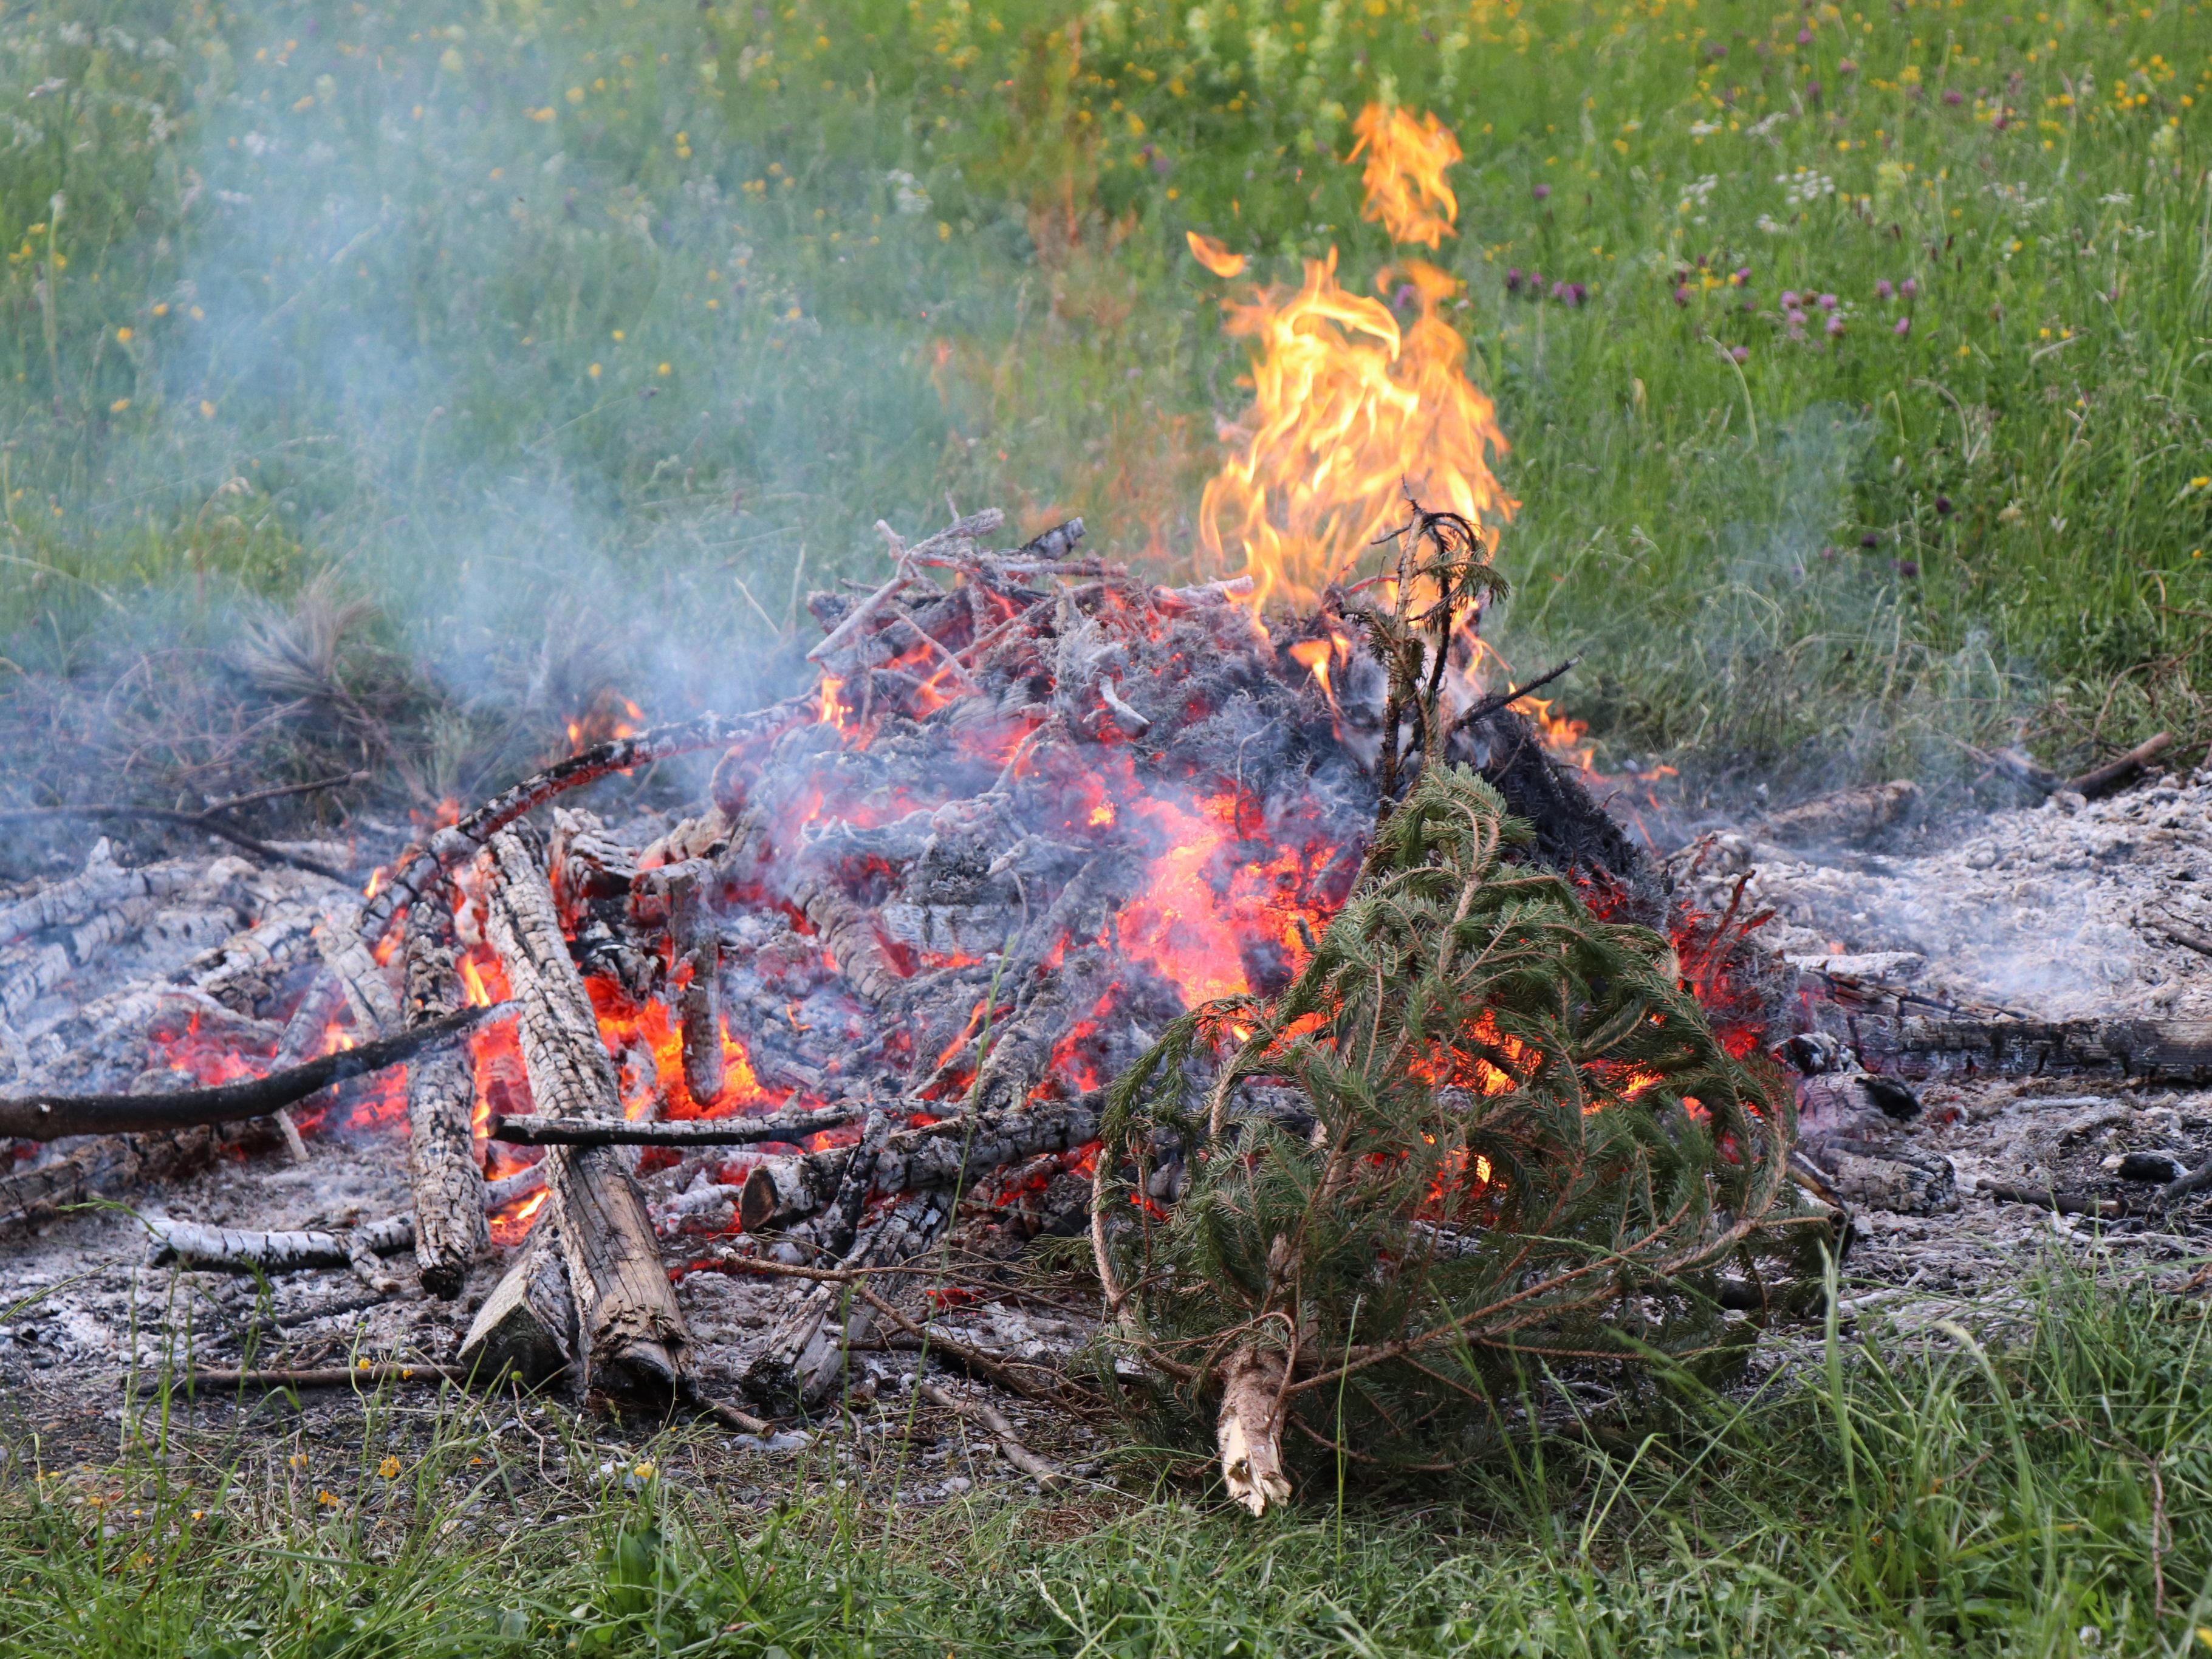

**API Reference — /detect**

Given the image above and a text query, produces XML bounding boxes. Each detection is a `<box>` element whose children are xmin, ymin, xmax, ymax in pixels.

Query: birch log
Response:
<box><xmin>484</xmin><ymin>826</ymin><xmax>690</xmax><ymax>1395</ymax></box>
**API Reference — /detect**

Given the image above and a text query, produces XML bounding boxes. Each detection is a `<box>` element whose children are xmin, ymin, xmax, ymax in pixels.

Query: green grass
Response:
<box><xmin>3</xmin><ymin>0</ymin><xmax>2210</xmax><ymax>791</ymax></box>
<box><xmin>2</xmin><ymin>1259</ymin><xmax>2207</xmax><ymax>1655</ymax></box>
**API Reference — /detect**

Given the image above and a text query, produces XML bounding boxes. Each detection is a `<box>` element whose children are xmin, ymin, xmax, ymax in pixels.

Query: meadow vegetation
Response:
<box><xmin>2</xmin><ymin>0</ymin><xmax>2208</xmax><ymax>792</ymax></box>
<box><xmin>1</xmin><ymin>1260</ymin><xmax>2207</xmax><ymax>1655</ymax></box>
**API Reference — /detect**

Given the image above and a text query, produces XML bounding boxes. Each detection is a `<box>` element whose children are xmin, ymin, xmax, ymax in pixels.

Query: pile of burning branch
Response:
<box><xmin>0</xmin><ymin>496</ymin><xmax>1828</xmax><ymax>1507</ymax></box>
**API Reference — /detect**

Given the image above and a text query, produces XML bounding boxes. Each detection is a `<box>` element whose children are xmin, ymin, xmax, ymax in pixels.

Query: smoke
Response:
<box><xmin>0</xmin><ymin>0</ymin><xmax>1063</xmax><ymax>807</ymax></box>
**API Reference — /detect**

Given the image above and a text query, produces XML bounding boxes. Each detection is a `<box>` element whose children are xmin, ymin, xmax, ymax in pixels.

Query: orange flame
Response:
<box><xmin>1186</xmin><ymin>231</ymin><xmax>1247</xmax><ymax>279</ymax></box>
<box><xmin>1348</xmin><ymin>104</ymin><xmax>1462</xmax><ymax>249</ymax></box>
<box><xmin>1197</xmin><ymin>106</ymin><xmax>1514</xmax><ymax>612</ymax></box>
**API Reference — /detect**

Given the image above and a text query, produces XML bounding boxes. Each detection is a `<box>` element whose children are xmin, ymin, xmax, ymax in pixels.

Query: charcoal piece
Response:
<box><xmin>2117</xmin><ymin>1151</ymin><xmax>2190</xmax><ymax>1184</ymax></box>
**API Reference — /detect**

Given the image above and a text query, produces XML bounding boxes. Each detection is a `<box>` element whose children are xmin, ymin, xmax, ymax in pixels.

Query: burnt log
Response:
<box><xmin>1842</xmin><ymin>1011</ymin><xmax>2212</xmax><ymax>1086</ymax></box>
<box><xmin>744</xmin><ymin>1190</ymin><xmax>951</xmax><ymax>1413</ymax></box>
<box><xmin>738</xmin><ymin>1096</ymin><xmax>1101</xmax><ymax>1233</ymax></box>
<box><xmin>0</xmin><ymin>1126</ymin><xmax>226</xmax><ymax>1233</ymax></box>
<box><xmin>1450</xmin><ymin>708</ymin><xmax>1662</xmax><ymax>924</ymax></box>
<box><xmin>0</xmin><ymin>1004</ymin><xmax>498</xmax><ymax>1141</ymax></box>
<box><xmin>143</xmin><ymin>1213</ymin><xmax>416</xmax><ymax>1278</ymax></box>
<box><xmin>488</xmin><ymin>1103</ymin><xmax>863</xmax><ymax>1148</ymax></box>
<box><xmin>483</xmin><ymin>826</ymin><xmax>690</xmax><ymax>1395</ymax></box>
<box><xmin>635</xmin><ymin>860</ymin><xmax>723</xmax><ymax>1104</ymax></box>
<box><xmin>403</xmin><ymin>883</ymin><xmax>488</xmax><ymax>1298</ymax></box>
<box><xmin>787</xmin><ymin>865</ymin><xmax>908</xmax><ymax>1003</ymax></box>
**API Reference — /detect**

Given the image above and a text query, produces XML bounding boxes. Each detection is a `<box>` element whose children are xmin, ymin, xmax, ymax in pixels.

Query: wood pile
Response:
<box><xmin>0</xmin><ymin>502</ymin><xmax>1680</xmax><ymax>1429</ymax></box>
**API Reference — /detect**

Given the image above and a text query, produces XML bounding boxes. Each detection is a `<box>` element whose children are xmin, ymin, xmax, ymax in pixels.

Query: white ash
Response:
<box><xmin>1682</xmin><ymin>771</ymin><xmax>2212</xmax><ymax>1021</ymax></box>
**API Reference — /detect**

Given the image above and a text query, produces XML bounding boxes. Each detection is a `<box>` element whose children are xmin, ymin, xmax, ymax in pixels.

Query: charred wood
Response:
<box><xmin>457</xmin><ymin>1222</ymin><xmax>576</xmax><ymax>1385</ymax></box>
<box><xmin>484</xmin><ymin>827</ymin><xmax>690</xmax><ymax>1395</ymax></box>
<box><xmin>1758</xmin><ymin>781</ymin><xmax>1921</xmax><ymax>847</ymax></box>
<box><xmin>0</xmin><ymin>1125</ymin><xmax>225</xmax><ymax>1233</ymax></box>
<box><xmin>0</xmin><ymin>1003</ymin><xmax>498</xmax><ymax>1141</ymax></box>
<box><xmin>143</xmin><ymin>1212</ymin><xmax>416</xmax><ymax>1276</ymax></box>
<box><xmin>403</xmin><ymin>883</ymin><xmax>488</xmax><ymax>1298</ymax></box>
<box><xmin>788</xmin><ymin>867</ymin><xmax>908</xmax><ymax>1004</ymax></box>
<box><xmin>0</xmin><ymin>841</ymin><xmax>207</xmax><ymax>947</ymax></box>
<box><xmin>315</xmin><ymin>902</ymin><xmax>403</xmax><ymax>1037</ymax></box>
<box><xmin>488</xmin><ymin>1103</ymin><xmax>863</xmax><ymax>1148</ymax></box>
<box><xmin>1845</xmin><ymin>1011</ymin><xmax>2212</xmax><ymax>1086</ymax></box>
<box><xmin>738</xmin><ymin>1096</ymin><xmax>1102</xmax><ymax>1233</ymax></box>
<box><xmin>358</xmin><ymin>702</ymin><xmax>816</xmax><ymax>945</ymax></box>
<box><xmin>744</xmin><ymin>1189</ymin><xmax>950</xmax><ymax>1412</ymax></box>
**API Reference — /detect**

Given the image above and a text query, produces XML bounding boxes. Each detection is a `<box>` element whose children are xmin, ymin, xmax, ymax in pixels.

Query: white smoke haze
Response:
<box><xmin>0</xmin><ymin>0</ymin><xmax>2041</xmax><ymax>830</ymax></box>
<box><xmin>0</xmin><ymin>0</ymin><xmax>1114</xmax><ymax>815</ymax></box>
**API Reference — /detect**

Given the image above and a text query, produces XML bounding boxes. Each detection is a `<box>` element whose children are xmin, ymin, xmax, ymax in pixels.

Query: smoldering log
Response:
<box><xmin>550</xmin><ymin>809</ymin><xmax>659</xmax><ymax>999</ymax></box>
<box><xmin>488</xmin><ymin>1103</ymin><xmax>864</xmax><ymax>1148</ymax></box>
<box><xmin>483</xmin><ymin>826</ymin><xmax>691</xmax><ymax>1395</ymax></box>
<box><xmin>315</xmin><ymin>902</ymin><xmax>403</xmax><ymax>1037</ymax></box>
<box><xmin>403</xmin><ymin>883</ymin><xmax>488</xmax><ymax>1298</ymax></box>
<box><xmin>0</xmin><ymin>1003</ymin><xmax>501</xmax><ymax>1141</ymax></box>
<box><xmin>787</xmin><ymin>865</ymin><xmax>909</xmax><ymax>1003</ymax></box>
<box><xmin>357</xmin><ymin>700</ymin><xmax>818</xmax><ymax>946</ymax></box>
<box><xmin>738</xmin><ymin>1095</ymin><xmax>1101</xmax><ymax>1233</ymax></box>
<box><xmin>635</xmin><ymin>860</ymin><xmax>723</xmax><ymax>1104</ymax></box>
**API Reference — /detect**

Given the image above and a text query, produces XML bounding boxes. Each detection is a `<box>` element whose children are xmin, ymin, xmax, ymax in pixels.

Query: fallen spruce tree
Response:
<box><xmin>1086</xmin><ymin>508</ymin><xmax>1826</xmax><ymax>1511</ymax></box>
<box><xmin>1093</xmin><ymin>763</ymin><xmax>1830</xmax><ymax>1511</ymax></box>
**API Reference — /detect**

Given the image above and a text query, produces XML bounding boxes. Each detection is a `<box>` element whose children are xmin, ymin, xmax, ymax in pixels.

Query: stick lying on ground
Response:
<box><xmin>136</xmin><ymin>1363</ymin><xmax>465</xmax><ymax>1391</ymax></box>
<box><xmin>0</xmin><ymin>1003</ymin><xmax>506</xmax><ymax>1141</ymax></box>
<box><xmin>917</xmin><ymin>1379</ymin><xmax>1064</xmax><ymax>1486</ymax></box>
<box><xmin>1981</xmin><ymin>1181</ymin><xmax>2128</xmax><ymax>1220</ymax></box>
<box><xmin>487</xmin><ymin>1105</ymin><xmax>866</xmax><ymax>1148</ymax></box>
<box><xmin>1976</xmin><ymin>732</ymin><xmax>2175</xmax><ymax>801</ymax></box>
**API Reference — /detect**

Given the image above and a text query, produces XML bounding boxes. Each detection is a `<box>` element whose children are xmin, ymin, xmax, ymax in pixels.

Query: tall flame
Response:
<box><xmin>1193</xmin><ymin>104</ymin><xmax>1515</xmax><ymax>612</ymax></box>
<box><xmin>1348</xmin><ymin>104</ymin><xmax>1462</xmax><ymax>250</ymax></box>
